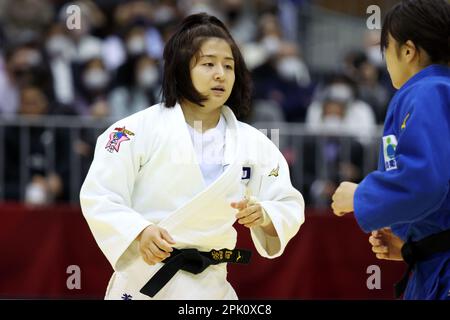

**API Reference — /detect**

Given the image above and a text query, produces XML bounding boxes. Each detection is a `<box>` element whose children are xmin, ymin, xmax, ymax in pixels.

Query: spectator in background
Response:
<box><xmin>114</xmin><ymin>21</ymin><xmax>152</xmax><ymax>88</ymax></box>
<box><xmin>0</xmin><ymin>0</ymin><xmax>53</xmax><ymax>46</ymax></box>
<box><xmin>303</xmin><ymin>85</ymin><xmax>364</xmax><ymax>207</ymax></box>
<box><xmin>43</xmin><ymin>22</ymin><xmax>77</xmax><ymax>109</ymax></box>
<box><xmin>363</xmin><ymin>30</ymin><xmax>384</xmax><ymax>70</ymax></box>
<box><xmin>0</xmin><ymin>49</ymin><xmax>20</xmax><ymax>116</ymax></box>
<box><xmin>250</xmin><ymin>13</ymin><xmax>314</xmax><ymax>123</ymax></box>
<box><xmin>0</xmin><ymin>42</ymin><xmax>53</xmax><ymax>116</ymax></box>
<box><xmin>217</xmin><ymin>0</ymin><xmax>257</xmax><ymax>44</ymax></box>
<box><xmin>4</xmin><ymin>85</ymin><xmax>70</xmax><ymax>204</ymax></box>
<box><xmin>113</xmin><ymin>0</ymin><xmax>155</xmax><ymax>29</ymax></box>
<box><xmin>73</xmin><ymin>57</ymin><xmax>112</xmax><ymax>117</ymax></box>
<box><xmin>362</xmin><ymin>30</ymin><xmax>396</xmax><ymax>118</ymax></box>
<box><xmin>59</xmin><ymin>1</ymin><xmax>105</xmax><ymax>83</ymax></box>
<box><xmin>110</xmin><ymin>54</ymin><xmax>161</xmax><ymax>119</ymax></box>
<box><xmin>355</xmin><ymin>56</ymin><xmax>391</xmax><ymax>124</ymax></box>
<box><xmin>306</xmin><ymin>74</ymin><xmax>376</xmax><ymax>145</ymax></box>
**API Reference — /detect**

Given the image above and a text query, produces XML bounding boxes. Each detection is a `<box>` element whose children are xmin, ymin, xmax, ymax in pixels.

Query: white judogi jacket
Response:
<box><xmin>80</xmin><ymin>103</ymin><xmax>305</xmax><ymax>300</ymax></box>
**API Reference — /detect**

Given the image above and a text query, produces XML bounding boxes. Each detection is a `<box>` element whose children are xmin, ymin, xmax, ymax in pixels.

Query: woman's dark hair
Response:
<box><xmin>162</xmin><ymin>12</ymin><xmax>252</xmax><ymax>118</ymax></box>
<box><xmin>380</xmin><ymin>0</ymin><xmax>450</xmax><ymax>64</ymax></box>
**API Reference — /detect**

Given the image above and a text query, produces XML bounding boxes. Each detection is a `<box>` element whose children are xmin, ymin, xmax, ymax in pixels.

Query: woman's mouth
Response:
<box><xmin>211</xmin><ymin>86</ymin><xmax>225</xmax><ymax>95</ymax></box>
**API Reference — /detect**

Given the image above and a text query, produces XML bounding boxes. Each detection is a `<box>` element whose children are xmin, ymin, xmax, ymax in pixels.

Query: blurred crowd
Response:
<box><xmin>0</xmin><ymin>0</ymin><xmax>396</xmax><ymax>207</ymax></box>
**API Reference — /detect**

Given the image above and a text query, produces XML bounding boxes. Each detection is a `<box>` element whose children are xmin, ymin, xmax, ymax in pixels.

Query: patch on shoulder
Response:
<box><xmin>105</xmin><ymin>126</ymin><xmax>135</xmax><ymax>153</ymax></box>
<box><xmin>382</xmin><ymin>135</ymin><xmax>398</xmax><ymax>171</ymax></box>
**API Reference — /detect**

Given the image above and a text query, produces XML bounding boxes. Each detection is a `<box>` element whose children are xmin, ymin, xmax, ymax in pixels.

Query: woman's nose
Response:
<box><xmin>214</xmin><ymin>65</ymin><xmax>225</xmax><ymax>80</ymax></box>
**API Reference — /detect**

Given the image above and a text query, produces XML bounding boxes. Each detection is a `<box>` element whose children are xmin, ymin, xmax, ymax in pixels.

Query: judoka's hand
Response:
<box><xmin>331</xmin><ymin>182</ymin><xmax>358</xmax><ymax>216</ymax></box>
<box><xmin>231</xmin><ymin>198</ymin><xmax>265</xmax><ymax>228</ymax></box>
<box><xmin>369</xmin><ymin>228</ymin><xmax>404</xmax><ymax>261</ymax></box>
<box><xmin>138</xmin><ymin>225</ymin><xmax>176</xmax><ymax>265</ymax></box>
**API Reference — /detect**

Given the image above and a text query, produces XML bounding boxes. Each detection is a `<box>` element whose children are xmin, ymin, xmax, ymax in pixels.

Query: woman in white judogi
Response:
<box><xmin>80</xmin><ymin>13</ymin><xmax>305</xmax><ymax>300</ymax></box>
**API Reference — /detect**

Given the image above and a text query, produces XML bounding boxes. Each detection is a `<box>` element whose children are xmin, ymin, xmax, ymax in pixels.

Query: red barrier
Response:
<box><xmin>0</xmin><ymin>204</ymin><xmax>404</xmax><ymax>299</ymax></box>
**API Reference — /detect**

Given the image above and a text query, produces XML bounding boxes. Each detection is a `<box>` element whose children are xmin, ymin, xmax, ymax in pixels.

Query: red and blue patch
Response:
<box><xmin>105</xmin><ymin>126</ymin><xmax>135</xmax><ymax>153</ymax></box>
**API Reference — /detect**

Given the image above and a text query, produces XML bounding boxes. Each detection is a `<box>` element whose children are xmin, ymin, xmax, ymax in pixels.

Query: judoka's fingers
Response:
<box><xmin>372</xmin><ymin>245</ymin><xmax>388</xmax><ymax>254</ymax></box>
<box><xmin>238</xmin><ymin>210</ymin><xmax>261</xmax><ymax>225</ymax></box>
<box><xmin>331</xmin><ymin>201</ymin><xmax>345</xmax><ymax>216</ymax></box>
<box><xmin>141</xmin><ymin>249</ymin><xmax>158</xmax><ymax>265</ymax></box>
<box><xmin>160</xmin><ymin>228</ymin><xmax>176</xmax><ymax>244</ymax></box>
<box><xmin>372</xmin><ymin>230</ymin><xmax>381</xmax><ymax>238</ymax></box>
<box><xmin>236</xmin><ymin>203</ymin><xmax>261</xmax><ymax>219</ymax></box>
<box><xmin>369</xmin><ymin>235</ymin><xmax>383</xmax><ymax>246</ymax></box>
<box><xmin>376</xmin><ymin>253</ymin><xmax>389</xmax><ymax>260</ymax></box>
<box><xmin>378</xmin><ymin>228</ymin><xmax>393</xmax><ymax>237</ymax></box>
<box><xmin>144</xmin><ymin>252</ymin><xmax>159</xmax><ymax>265</ymax></box>
<box><xmin>231</xmin><ymin>199</ymin><xmax>249</xmax><ymax>210</ymax></box>
<box><xmin>154</xmin><ymin>237</ymin><xmax>173</xmax><ymax>253</ymax></box>
<box><xmin>244</xmin><ymin>217</ymin><xmax>262</xmax><ymax>228</ymax></box>
<box><xmin>148</xmin><ymin>242</ymin><xmax>170</xmax><ymax>260</ymax></box>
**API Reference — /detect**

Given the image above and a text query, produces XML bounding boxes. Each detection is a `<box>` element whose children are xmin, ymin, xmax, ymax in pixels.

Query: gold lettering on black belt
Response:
<box><xmin>140</xmin><ymin>248</ymin><xmax>252</xmax><ymax>297</ymax></box>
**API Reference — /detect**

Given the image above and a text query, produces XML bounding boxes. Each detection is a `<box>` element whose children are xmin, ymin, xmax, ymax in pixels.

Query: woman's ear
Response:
<box><xmin>403</xmin><ymin>40</ymin><xmax>417</xmax><ymax>63</ymax></box>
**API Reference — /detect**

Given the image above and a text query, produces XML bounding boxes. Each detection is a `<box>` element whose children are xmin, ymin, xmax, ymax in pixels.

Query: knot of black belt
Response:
<box><xmin>394</xmin><ymin>229</ymin><xmax>450</xmax><ymax>299</ymax></box>
<box><xmin>140</xmin><ymin>248</ymin><xmax>252</xmax><ymax>297</ymax></box>
<box><xmin>394</xmin><ymin>241</ymin><xmax>420</xmax><ymax>299</ymax></box>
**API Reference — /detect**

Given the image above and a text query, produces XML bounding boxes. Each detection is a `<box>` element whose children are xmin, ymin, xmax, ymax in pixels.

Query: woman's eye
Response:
<box><xmin>225</xmin><ymin>65</ymin><xmax>233</xmax><ymax>70</ymax></box>
<box><xmin>203</xmin><ymin>63</ymin><xmax>214</xmax><ymax>67</ymax></box>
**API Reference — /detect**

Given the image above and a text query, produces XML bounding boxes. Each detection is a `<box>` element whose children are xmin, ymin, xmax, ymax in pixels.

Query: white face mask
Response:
<box><xmin>241</xmin><ymin>43</ymin><xmax>268</xmax><ymax>70</ymax></box>
<box><xmin>261</xmin><ymin>36</ymin><xmax>281</xmax><ymax>56</ymax></box>
<box><xmin>366</xmin><ymin>45</ymin><xmax>384</xmax><ymax>67</ymax></box>
<box><xmin>46</xmin><ymin>35</ymin><xmax>73</xmax><ymax>58</ymax></box>
<box><xmin>322</xmin><ymin>115</ymin><xmax>344</xmax><ymax>129</ymax></box>
<box><xmin>25</xmin><ymin>50</ymin><xmax>42</xmax><ymax>67</ymax></box>
<box><xmin>25</xmin><ymin>181</ymin><xmax>48</xmax><ymax>205</ymax></box>
<box><xmin>127</xmin><ymin>36</ymin><xmax>146</xmax><ymax>55</ymax></box>
<box><xmin>83</xmin><ymin>69</ymin><xmax>109</xmax><ymax>90</ymax></box>
<box><xmin>137</xmin><ymin>66</ymin><xmax>158</xmax><ymax>88</ymax></box>
<box><xmin>326</xmin><ymin>84</ymin><xmax>354</xmax><ymax>103</ymax></box>
<box><xmin>276</xmin><ymin>57</ymin><xmax>307</xmax><ymax>84</ymax></box>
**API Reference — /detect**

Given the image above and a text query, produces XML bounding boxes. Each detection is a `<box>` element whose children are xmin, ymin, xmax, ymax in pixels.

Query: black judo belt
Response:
<box><xmin>394</xmin><ymin>229</ymin><xmax>450</xmax><ymax>298</ymax></box>
<box><xmin>140</xmin><ymin>248</ymin><xmax>252</xmax><ymax>297</ymax></box>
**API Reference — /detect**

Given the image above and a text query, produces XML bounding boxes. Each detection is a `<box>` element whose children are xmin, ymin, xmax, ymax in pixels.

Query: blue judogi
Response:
<box><xmin>353</xmin><ymin>65</ymin><xmax>450</xmax><ymax>299</ymax></box>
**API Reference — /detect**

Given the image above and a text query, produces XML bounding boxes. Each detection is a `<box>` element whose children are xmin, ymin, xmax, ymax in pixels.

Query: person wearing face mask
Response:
<box><xmin>109</xmin><ymin>54</ymin><xmax>161</xmax><ymax>119</ymax></box>
<box><xmin>114</xmin><ymin>22</ymin><xmax>154</xmax><ymax>89</ymax></box>
<box><xmin>218</xmin><ymin>0</ymin><xmax>257</xmax><ymax>44</ymax></box>
<box><xmin>251</xmin><ymin>40</ymin><xmax>314</xmax><ymax>123</ymax></box>
<box><xmin>355</xmin><ymin>58</ymin><xmax>391</xmax><ymax>124</ymax></box>
<box><xmin>0</xmin><ymin>44</ymin><xmax>53</xmax><ymax>116</ymax></box>
<box><xmin>44</xmin><ymin>23</ymin><xmax>77</xmax><ymax>107</ymax></box>
<box><xmin>364</xmin><ymin>30</ymin><xmax>384</xmax><ymax>69</ymax></box>
<box><xmin>4</xmin><ymin>85</ymin><xmax>71</xmax><ymax>203</ymax></box>
<box><xmin>73</xmin><ymin>57</ymin><xmax>112</xmax><ymax>117</ymax></box>
<box><xmin>275</xmin><ymin>42</ymin><xmax>311</xmax><ymax>87</ymax></box>
<box><xmin>305</xmin><ymin>75</ymin><xmax>376</xmax><ymax>145</ymax></box>
<box><xmin>126</xmin><ymin>30</ymin><xmax>147</xmax><ymax>57</ymax></box>
<box><xmin>83</xmin><ymin>65</ymin><xmax>110</xmax><ymax>92</ymax></box>
<box><xmin>302</xmin><ymin>91</ymin><xmax>364</xmax><ymax>207</ymax></box>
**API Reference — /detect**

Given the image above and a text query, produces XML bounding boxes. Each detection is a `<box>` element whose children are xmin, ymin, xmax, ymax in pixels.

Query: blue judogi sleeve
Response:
<box><xmin>353</xmin><ymin>83</ymin><xmax>450</xmax><ymax>233</ymax></box>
